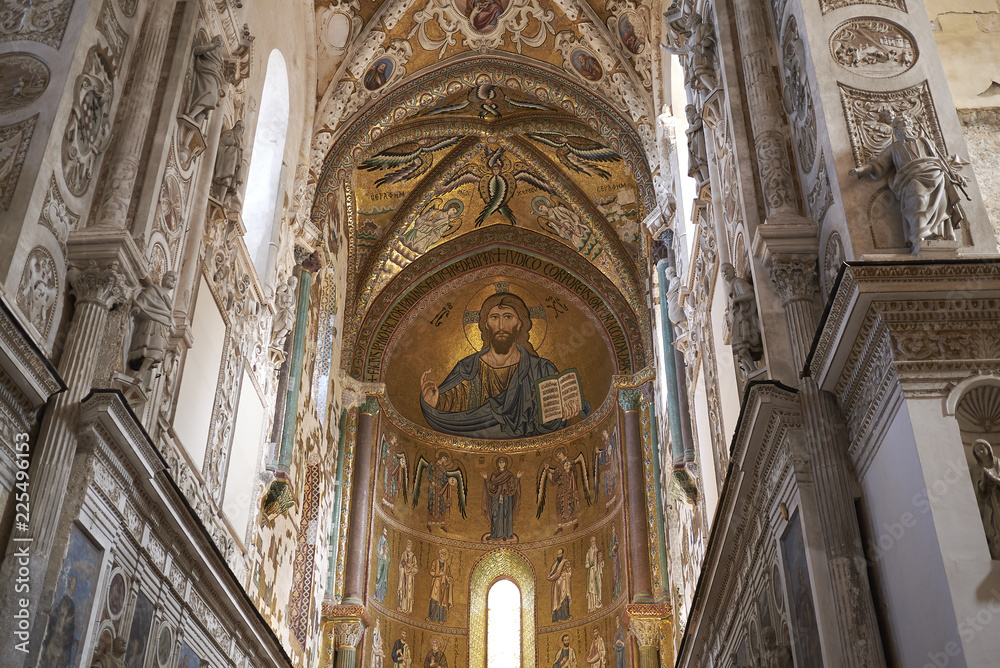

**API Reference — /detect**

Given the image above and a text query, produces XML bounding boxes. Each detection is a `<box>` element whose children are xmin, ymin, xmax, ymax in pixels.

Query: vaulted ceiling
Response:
<box><xmin>307</xmin><ymin>0</ymin><xmax>663</xmax><ymax>378</ymax></box>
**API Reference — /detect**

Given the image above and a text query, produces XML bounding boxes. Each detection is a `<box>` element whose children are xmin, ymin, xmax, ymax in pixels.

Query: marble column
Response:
<box><xmin>343</xmin><ymin>397</ymin><xmax>378</xmax><ymax>605</ymax></box>
<box><xmin>629</xmin><ymin>617</ymin><xmax>661</xmax><ymax>668</ymax></box>
<box><xmin>620</xmin><ymin>388</ymin><xmax>653</xmax><ymax>603</ymax></box>
<box><xmin>26</xmin><ymin>263</ymin><xmax>131</xmax><ymax>554</ymax></box>
<box><xmin>333</xmin><ymin>619</ymin><xmax>365</xmax><ymax>668</ymax></box>
<box><xmin>768</xmin><ymin>256</ymin><xmax>885</xmax><ymax>667</ymax></box>
<box><xmin>94</xmin><ymin>0</ymin><xmax>178</xmax><ymax>229</ymax></box>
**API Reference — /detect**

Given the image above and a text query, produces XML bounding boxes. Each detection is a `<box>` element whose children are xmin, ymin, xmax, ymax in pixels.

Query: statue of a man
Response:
<box><xmin>849</xmin><ymin>114</ymin><xmax>968</xmax><ymax>250</ymax></box>
<box><xmin>212</xmin><ymin>120</ymin><xmax>245</xmax><ymax>202</ymax></box>
<box><xmin>973</xmin><ymin>439</ymin><xmax>1000</xmax><ymax>559</ymax></box>
<box><xmin>91</xmin><ymin>636</ymin><xmax>127</xmax><ymax>668</ymax></box>
<box><xmin>665</xmin><ymin>266</ymin><xmax>687</xmax><ymax>328</ymax></box>
<box><xmin>186</xmin><ymin>35</ymin><xmax>226</xmax><ymax>122</ymax></box>
<box><xmin>761</xmin><ymin>626</ymin><xmax>793</xmax><ymax>668</ymax></box>
<box><xmin>129</xmin><ymin>272</ymin><xmax>176</xmax><ymax>385</ymax></box>
<box><xmin>721</xmin><ymin>263</ymin><xmax>763</xmax><ymax>375</ymax></box>
<box><xmin>271</xmin><ymin>275</ymin><xmax>298</xmax><ymax>349</ymax></box>
<box><xmin>685</xmin><ymin>104</ymin><xmax>710</xmax><ymax>187</ymax></box>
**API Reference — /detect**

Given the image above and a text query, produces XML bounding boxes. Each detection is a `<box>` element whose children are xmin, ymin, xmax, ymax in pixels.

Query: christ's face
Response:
<box><xmin>486</xmin><ymin>305</ymin><xmax>521</xmax><ymax>354</ymax></box>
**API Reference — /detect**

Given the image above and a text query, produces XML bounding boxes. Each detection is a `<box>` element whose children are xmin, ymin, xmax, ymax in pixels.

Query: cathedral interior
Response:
<box><xmin>1</xmin><ymin>0</ymin><xmax>999</xmax><ymax>667</ymax></box>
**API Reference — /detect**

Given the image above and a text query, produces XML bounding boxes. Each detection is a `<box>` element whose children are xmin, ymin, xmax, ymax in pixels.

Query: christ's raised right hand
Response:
<box><xmin>421</xmin><ymin>369</ymin><xmax>439</xmax><ymax>408</ymax></box>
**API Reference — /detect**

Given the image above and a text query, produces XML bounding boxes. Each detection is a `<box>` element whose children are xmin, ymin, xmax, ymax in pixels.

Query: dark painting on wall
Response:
<box><xmin>176</xmin><ymin>640</ymin><xmax>201</xmax><ymax>668</ymax></box>
<box><xmin>38</xmin><ymin>524</ymin><xmax>102</xmax><ymax>668</ymax></box>
<box><xmin>782</xmin><ymin>512</ymin><xmax>823</xmax><ymax>666</ymax></box>
<box><xmin>124</xmin><ymin>590</ymin><xmax>155</xmax><ymax>668</ymax></box>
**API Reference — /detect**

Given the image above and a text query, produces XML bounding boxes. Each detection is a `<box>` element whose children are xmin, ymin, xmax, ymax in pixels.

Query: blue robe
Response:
<box><xmin>421</xmin><ymin>344</ymin><xmax>590</xmax><ymax>438</ymax></box>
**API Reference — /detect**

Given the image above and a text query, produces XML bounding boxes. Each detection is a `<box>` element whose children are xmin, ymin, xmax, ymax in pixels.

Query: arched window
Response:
<box><xmin>243</xmin><ymin>49</ymin><xmax>290</xmax><ymax>278</ymax></box>
<box><xmin>487</xmin><ymin>578</ymin><xmax>521</xmax><ymax>668</ymax></box>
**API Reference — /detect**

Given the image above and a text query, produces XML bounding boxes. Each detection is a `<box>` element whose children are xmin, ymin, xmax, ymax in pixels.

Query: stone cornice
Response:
<box><xmin>0</xmin><ymin>294</ymin><xmax>64</xmax><ymax>413</ymax></box>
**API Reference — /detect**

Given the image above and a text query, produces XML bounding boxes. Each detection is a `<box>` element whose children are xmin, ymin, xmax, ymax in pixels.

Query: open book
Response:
<box><xmin>535</xmin><ymin>369</ymin><xmax>584</xmax><ymax>425</ymax></box>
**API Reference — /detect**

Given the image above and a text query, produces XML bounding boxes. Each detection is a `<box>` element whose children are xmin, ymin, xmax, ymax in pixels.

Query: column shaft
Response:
<box><xmin>343</xmin><ymin>405</ymin><xmax>376</xmax><ymax>605</ymax></box>
<box><xmin>623</xmin><ymin>406</ymin><xmax>653</xmax><ymax>602</ymax></box>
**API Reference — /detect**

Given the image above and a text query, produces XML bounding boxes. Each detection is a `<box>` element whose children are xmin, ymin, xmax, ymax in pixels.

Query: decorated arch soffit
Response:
<box><xmin>312</xmin><ymin>55</ymin><xmax>656</xmax><ymax>362</ymax></box>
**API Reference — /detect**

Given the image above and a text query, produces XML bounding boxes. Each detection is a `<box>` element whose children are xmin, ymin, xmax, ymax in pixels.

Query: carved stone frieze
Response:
<box><xmin>806</xmin><ymin>153</ymin><xmax>834</xmax><ymax>224</ymax></box>
<box><xmin>0</xmin><ymin>53</ymin><xmax>49</xmax><ymax>114</ymax></box>
<box><xmin>38</xmin><ymin>177</ymin><xmax>77</xmax><ymax>252</ymax></box>
<box><xmin>839</xmin><ymin>80</ymin><xmax>945</xmax><ymax>167</ymax></box>
<box><xmin>0</xmin><ymin>0</ymin><xmax>74</xmax><ymax>48</ymax></box>
<box><xmin>0</xmin><ymin>114</ymin><xmax>36</xmax><ymax>209</ymax></box>
<box><xmin>830</xmin><ymin>18</ymin><xmax>917</xmax><ymax>79</ymax></box>
<box><xmin>822</xmin><ymin>231</ymin><xmax>845</xmax><ymax>299</ymax></box>
<box><xmin>756</xmin><ymin>130</ymin><xmax>797</xmax><ymax>214</ymax></box>
<box><xmin>780</xmin><ymin>16</ymin><xmax>817</xmax><ymax>171</ymax></box>
<box><xmin>820</xmin><ymin>0</ymin><xmax>906</xmax><ymax>15</ymax></box>
<box><xmin>96</xmin><ymin>0</ymin><xmax>129</xmax><ymax>74</ymax></box>
<box><xmin>63</xmin><ymin>48</ymin><xmax>115</xmax><ymax>196</ymax></box>
<box><xmin>16</xmin><ymin>247</ymin><xmax>58</xmax><ymax>337</ymax></box>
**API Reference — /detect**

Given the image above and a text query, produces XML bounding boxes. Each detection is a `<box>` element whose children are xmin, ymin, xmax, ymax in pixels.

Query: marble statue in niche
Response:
<box><xmin>762</xmin><ymin>626</ymin><xmax>793</xmax><ymax>668</ymax></box>
<box><xmin>271</xmin><ymin>274</ymin><xmax>298</xmax><ymax>350</ymax></box>
<box><xmin>552</xmin><ymin>633</ymin><xmax>578</xmax><ymax>668</ymax></box>
<box><xmin>972</xmin><ymin>439</ymin><xmax>1000</xmax><ymax>558</ymax></box>
<box><xmin>412</xmin><ymin>452</ymin><xmax>468</xmax><ymax>532</ymax></box>
<box><xmin>663</xmin><ymin>11</ymin><xmax>717</xmax><ymax>94</ymax></box>
<box><xmin>128</xmin><ymin>272</ymin><xmax>176</xmax><ymax>387</ymax></box>
<box><xmin>849</xmin><ymin>114</ymin><xmax>969</xmax><ymax>250</ymax></box>
<box><xmin>185</xmin><ymin>35</ymin><xmax>225</xmax><ymax>123</ymax></box>
<box><xmin>392</xmin><ymin>629</ymin><xmax>412</xmax><ymax>668</ymax></box>
<box><xmin>685</xmin><ymin>105</ymin><xmax>710</xmax><ymax>188</ymax></box>
<box><xmin>481</xmin><ymin>455</ymin><xmax>521</xmax><ymax>542</ymax></box>
<box><xmin>548</xmin><ymin>548</ymin><xmax>573</xmax><ymax>622</ymax></box>
<box><xmin>420</xmin><ymin>292</ymin><xmax>589</xmax><ymax>438</ymax></box>
<box><xmin>90</xmin><ymin>635</ymin><xmax>127</xmax><ymax>668</ymax></box>
<box><xmin>585</xmin><ymin>535</ymin><xmax>604</xmax><ymax>612</ymax></box>
<box><xmin>374</xmin><ymin>527</ymin><xmax>390</xmax><ymax>602</ymax></box>
<box><xmin>397</xmin><ymin>540</ymin><xmax>418</xmax><ymax>614</ymax></box>
<box><xmin>586</xmin><ymin>627</ymin><xmax>607</xmax><ymax>668</ymax></box>
<box><xmin>371</xmin><ymin>619</ymin><xmax>385</xmax><ymax>668</ymax></box>
<box><xmin>666</xmin><ymin>266</ymin><xmax>687</xmax><ymax>330</ymax></box>
<box><xmin>212</xmin><ymin>120</ymin><xmax>245</xmax><ymax>202</ymax></box>
<box><xmin>536</xmin><ymin>450</ymin><xmax>594</xmax><ymax>533</ymax></box>
<box><xmin>721</xmin><ymin>263</ymin><xmax>763</xmax><ymax>376</ymax></box>
<box><xmin>427</xmin><ymin>548</ymin><xmax>454</xmax><ymax>622</ymax></box>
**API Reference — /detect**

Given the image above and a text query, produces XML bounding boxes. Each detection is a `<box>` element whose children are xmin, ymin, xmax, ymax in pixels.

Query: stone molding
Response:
<box><xmin>77</xmin><ymin>391</ymin><xmax>291</xmax><ymax>667</ymax></box>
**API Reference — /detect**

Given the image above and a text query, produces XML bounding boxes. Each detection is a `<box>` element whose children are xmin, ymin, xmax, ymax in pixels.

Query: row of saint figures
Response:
<box><xmin>378</xmin><ymin>426</ymin><xmax>622</xmax><ymax>541</ymax></box>
<box><xmin>371</xmin><ymin>525</ymin><xmax>625</xmax><ymax>625</ymax></box>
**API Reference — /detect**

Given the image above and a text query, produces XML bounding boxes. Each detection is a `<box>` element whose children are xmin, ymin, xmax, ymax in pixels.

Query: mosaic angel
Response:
<box><xmin>536</xmin><ymin>450</ymin><xmax>594</xmax><ymax>534</ymax></box>
<box><xmin>412</xmin><ymin>452</ymin><xmax>468</xmax><ymax>532</ymax></box>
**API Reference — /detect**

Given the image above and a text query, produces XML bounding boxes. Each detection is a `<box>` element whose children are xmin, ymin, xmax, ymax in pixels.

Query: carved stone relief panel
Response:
<box><xmin>95</xmin><ymin>0</ymin><xmax>130</xmax><ymax>75</ymax></box>
<box><xmin>830</xmin><ymin>19</ymin><xmax>917</xmax><ymax>79</ymax></box>
<box><xmin>820</xmin><ymin>0</ymin><xmax>906</xmax><ymax>15</ymax></box>
<box><xmin>821</xmin><ymin>231</ymin><xmax>845</xmax><ymax>299</ymax></box>
<box><xmin>0</xmin><ymin>114</ymin><xmax>37</xmax><ymax>209</ymax></box>
<box><xmin>868</xmin><ymin>185</ymin><xmax>908</xmax><ymax>248</ymax></box>
<box><xmin>839</xmin><ymin>80</ymin><xmax>945</xmax><ymax>167</ymax></box>
<box><xmin>0</xmin><ymin>53</ymin><xmax>49</xmax><ymax>115</ymax></box>
<box><xmin>116</xmin><ymin>0</ymin><xmax>137</xmax><ymax>18</ymax></box>
<box><xmin>16</xmin><ymin>247</ymin><xmax>59</xmax><ymax>337</ymax></box>
<box><xmin>781</xmin><ymin>16</ymin><xmax>817</xmax><ymax>171</ymax></box>
<box><xmin>806</xmin><ymin>152</ymin><xmax>834</xmax><ymax>224</ymax></box>
<box><xmin>39</xmin><ymin>176</ymin><xmax>79</xmax><ymax>251</ymax></box>
<box><xmin>0</xmin><ymin>0</ymin><xmax>75</xmax><ymax>48</ymax></box>
<box><xmin>62</xmin><ymin>48</ymin><xmax>114</xmax><ymax>196</ymax></box>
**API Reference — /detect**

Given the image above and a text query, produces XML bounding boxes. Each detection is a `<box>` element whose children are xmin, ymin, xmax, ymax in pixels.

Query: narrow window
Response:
<box><xmin>486</xmin><ymin>578</ymin><xmax>521</xmax><ymax>668</ymax></box>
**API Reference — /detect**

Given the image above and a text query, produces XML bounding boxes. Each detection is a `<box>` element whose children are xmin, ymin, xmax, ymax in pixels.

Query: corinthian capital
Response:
<box><xmin>769</xmin><ymin>258</ymin><xmax>817</xmax><ymax>304</ymax></box>
<box><xmin>333</xmin><ymin>620</ymin><xmax>365</xmax><ymax>649</ymax></box>
<box><xmin>67</xmin><ymin>261</ymin><xmax>132</xmax><ymax>309</ymax></box>
<box><xmin>629</xmin><ymin>618</ymin><xmax>662</xmax><ymax>647</ymax></box>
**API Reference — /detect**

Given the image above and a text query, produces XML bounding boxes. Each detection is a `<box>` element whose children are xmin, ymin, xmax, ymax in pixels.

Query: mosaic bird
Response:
<box><xmin>525</xmin><ymin>132</ymin><xmax>622</xmax><ymax>180</ymax></box>
<box><xmin>441</xmin><ymin>146</ymin><xmax>555</xmax><ymax>227</ymax></box>
<box><xmin>359</xmin><ymin>136</ymin><xmax>463</xmax><ymax>187</ymax></box>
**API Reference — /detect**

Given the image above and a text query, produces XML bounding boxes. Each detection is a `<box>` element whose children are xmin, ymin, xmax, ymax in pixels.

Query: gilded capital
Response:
<box><xmin>333</xmin><ymin>620</ymin><xmax>365</xmax><ymax>649</ymax></box>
